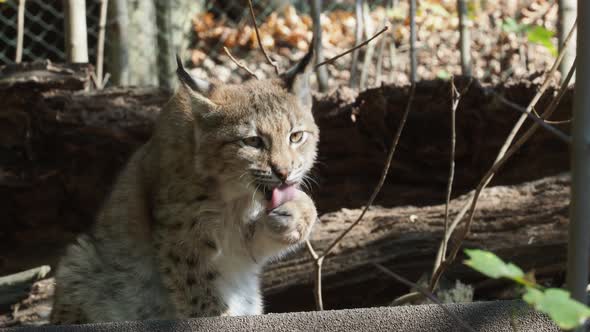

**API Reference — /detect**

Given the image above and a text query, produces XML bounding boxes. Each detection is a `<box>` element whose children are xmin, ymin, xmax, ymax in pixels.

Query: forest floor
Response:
<box><xmin>188</xmin><ymin>0</ymin><xmax>560</xmax><ymax>88</ymax></box>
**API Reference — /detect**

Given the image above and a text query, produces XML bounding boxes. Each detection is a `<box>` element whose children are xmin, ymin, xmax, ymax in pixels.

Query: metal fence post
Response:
<box><xmin>567</xmin><ymin>0</ymin><xmax>590</xmax><ymax>314</ymax></box>
<box><xmin>64</xmin><ymin>0</ymin><xmax>89</xmax><ymax>63</ymax></box>
<box><xmin>15</xmin><ymin>0</ymin><xmax>26</xmax><ymax>63</ymax></box>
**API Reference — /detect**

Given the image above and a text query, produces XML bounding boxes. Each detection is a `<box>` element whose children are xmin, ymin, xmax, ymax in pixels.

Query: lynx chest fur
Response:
<box><xmin>50</xmin><ymin>49</ymin><xmax>319</xmax><ymax>324</ymax></box>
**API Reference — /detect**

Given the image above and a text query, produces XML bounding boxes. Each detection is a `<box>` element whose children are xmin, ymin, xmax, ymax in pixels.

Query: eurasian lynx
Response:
<box><xmin>50</xmin><ymin>48</ymin><xmax>318</xmax><ymax>324</ymax></box>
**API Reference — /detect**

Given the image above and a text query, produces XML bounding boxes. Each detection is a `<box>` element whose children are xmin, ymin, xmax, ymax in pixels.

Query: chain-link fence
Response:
<box><xmin>0</xmin><ymin>0</ymin><xmax>379</xmax><ymax>88</ymax></box>
<box><xmin>0</xmin><ymin>0</ymin><xmax>560</xmax><ymax>89</ymax></box>
<box><xmin>0</xmin><ymin>0</ymin><xmax>203</xmax><ymax>87</ymax></box>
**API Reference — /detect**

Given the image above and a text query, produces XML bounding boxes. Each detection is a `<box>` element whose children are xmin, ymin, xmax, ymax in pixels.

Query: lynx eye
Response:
<box><xmin>242</xmin><ymin>136</ymin><xmax>264</xmax><ymax>148</ymax></box>
<box><xmin>290</xmin><ymin>131</ymin><xmax>306</xmax><ymax>144</ymax></box>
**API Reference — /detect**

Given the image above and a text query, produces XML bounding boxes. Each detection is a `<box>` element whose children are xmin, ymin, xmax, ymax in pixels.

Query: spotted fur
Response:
<box><xmin>50</xmin><ymin>49</ymin><xmax>318</xmax><ymax>324</ymax></box>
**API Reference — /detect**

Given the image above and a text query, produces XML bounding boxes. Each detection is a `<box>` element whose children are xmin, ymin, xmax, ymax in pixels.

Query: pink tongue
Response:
<box><xmin>268</xmin><ymin>184</ymin><xmax>297</xmax><ymax>210</ymax></box>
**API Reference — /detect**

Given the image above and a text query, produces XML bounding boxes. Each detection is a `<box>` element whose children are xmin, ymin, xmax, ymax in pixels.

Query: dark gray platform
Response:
<box><xmin>5</xmin><ymin>301</ymin><xmax>559</xmax><ymax>332</ymax></box>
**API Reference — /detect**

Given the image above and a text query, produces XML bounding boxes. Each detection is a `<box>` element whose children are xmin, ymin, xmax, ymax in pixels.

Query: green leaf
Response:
<box><xmin>436</xmin><ymin>70</ymin><xmax>451</xmax><ymax>80</ymax></box>
<box><xmin>501</xmin><ymin>18</ymin><xmax>528</xmax><ymax>34</ymax></box>
<box><xmin>464</xmin><ymin>249</ymin><xmax>525</xmax><ymax>281</ymax></box>
<box><xmin>527</xmin><ymin>25</ymin><xmax>557</xmax><ymax>57</ymax></box>
<box><xmin>523</xmin><ymin>288</ymin><xmax>590</xmax><ymax>330</ymax></box>
<box><xmin>522</xmin><ymin>287</ymin><xmax>544</xmax><ymax>306</ymax></box>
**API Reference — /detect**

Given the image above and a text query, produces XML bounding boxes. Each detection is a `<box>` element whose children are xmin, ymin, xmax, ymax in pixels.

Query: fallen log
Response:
<box><xmin>0</xmin><ymin>63</ymin><xmax>572</xmax><ymax>313</ymax></box>
<box><xmin>0</xmin><ymin>175</ymin><xmax>571</xmax><ymax>320</ymax></box>
<box><xmin>0</xmin><ymin>266</ymin><xmax>50</xmax><ymax>310</ymax></box>
<box><xmin>263</xmin><ymin>174</ymin><xmax>570</xmax><ymax>312</ymax></box>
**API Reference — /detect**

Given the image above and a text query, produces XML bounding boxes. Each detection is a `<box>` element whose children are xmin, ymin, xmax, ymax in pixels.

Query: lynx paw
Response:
<box><xmin>265</xmin><ymin>191</ymin><xmax>316</xmax><ymax>244</ymax></box>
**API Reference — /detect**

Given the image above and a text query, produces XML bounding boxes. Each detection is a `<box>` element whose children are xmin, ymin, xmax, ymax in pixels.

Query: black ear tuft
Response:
<box><xmin>280</xmin><ymin>41</ymin><xmax>314</xmax><ymax>89</ymax></box>
<box><xmin>176</xmin><ymin>54</ymin><xmax>212</xmax><ymax>95</ymax></box>
<box><xmin>280</xmin><ymin>41</ymin><xmax>314</xmax><ymax>108</ymax></box>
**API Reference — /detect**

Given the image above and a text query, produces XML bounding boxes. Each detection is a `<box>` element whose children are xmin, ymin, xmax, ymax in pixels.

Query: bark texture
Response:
<box><xmin>0</xmin><ymin>63</ymin><xmax>572</xmax><ymax>314</ymax></box>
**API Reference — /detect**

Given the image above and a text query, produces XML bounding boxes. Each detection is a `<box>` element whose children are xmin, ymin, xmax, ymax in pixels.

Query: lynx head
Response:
<box><xmin>175</xmin><ymin>49</ymin><xmax>318</xmax><ymax>201</ymax></box>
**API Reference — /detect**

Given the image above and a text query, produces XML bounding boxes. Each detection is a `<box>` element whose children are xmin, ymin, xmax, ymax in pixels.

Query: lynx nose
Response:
<box><xmin>271</xmin><ymin>165</ymin><xmax>289</xmax><ymax>183</ymax></box>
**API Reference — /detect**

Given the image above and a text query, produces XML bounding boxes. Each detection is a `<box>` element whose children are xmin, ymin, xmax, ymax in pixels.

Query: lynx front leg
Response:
<box><xmin>154</xmin><ymin>232</ymin><xmax>230</xmax><ymax>318</ymax></box>
<box><xmin>251</xmin><ymin>190</ymin><xmax>317</xmax><ymax>258</ymax></box>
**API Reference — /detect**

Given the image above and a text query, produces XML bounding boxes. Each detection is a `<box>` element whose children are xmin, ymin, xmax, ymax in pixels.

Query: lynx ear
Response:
<box><xmin>175</xmin><ymin>54</ymin><xmax>217</xmax><ymax>112</ymax></box>
<box><xmin>280</xmin><ymin>43</ymin><xmax>314</xmax><ymax>109</ymax></box>
<box><xmin>176</xmin><ymin>55</ymin><xmax>215</xmax><ymax>95</ymax></box>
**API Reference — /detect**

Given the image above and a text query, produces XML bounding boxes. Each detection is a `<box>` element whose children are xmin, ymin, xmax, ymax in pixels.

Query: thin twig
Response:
<box><xmin>15</xmin><ymin>0</ymin><xmax>26</xmax><ymax>63</ymax></box>
<box><xmin>498</xmin><ymin>95</ymin><xmax>572</xmax><ymax>144</ymax></box>
<box><xmin>95</xmin><ymin>0</ymin><xmax>108</xmax><ymax>89</ymax></box>
<box><xmin>391</xmin><ymin>291</ymin><xmax>423</xmax><ymax>306</ymax></box>
<box><xmin>306</xmin><ymin>83</ymin><xmax>416</xmax><ymax>310</ymax></box>
<box><xmin>305</xmin><ymin>240</ymin><xmax>318</xmax><ymax>260</ymax></box>
<box><xmin>430</xmin><ymin>53</ymin><xmax>577</xmax><ymax>290</ymax></box>
<box><xmin>223</xmin><ymin>47</ymin><xmax>259</xmax><ymax>79</ymax></box>
<box><xmin>315</xmin><ymin>26</ymin><xmax>389</xmax><ymax>68</ymax></box>
<box><xmin>542</xmin><ymin>117</ymin><xmax>572</xmax><ymax>124</ymax></box>
<box><xmin>430</xmin><ymin>78</ymin><xmax>474</xmax><ymax>291</ymax></box>
<box><xmin>435</xmin><ymin>77</ymin><xmax>460</xmax><ymax>286</ymax></box>
<box><xmin>430</xmin><ymin>20</ymin><xmax>577</xmax><ymax>288</ymax></box>
<box><xmin>323</xmin><ymin>83</ymin><xmax>415</xmax><ymax>257</ymax></box>
<box><xmin>247</xmin><ymin>0</ymin><xmax>280</xmax><ymax>75</ymax></box>
<box><xmin>374</xmin><ymin>263</ymin><xmax>477</xmax><ymax>332</ymax></box>
<box><xmin>305</xmin><ymin>239</ymin><xmax>323</xmax><ymax>310</ymax></box>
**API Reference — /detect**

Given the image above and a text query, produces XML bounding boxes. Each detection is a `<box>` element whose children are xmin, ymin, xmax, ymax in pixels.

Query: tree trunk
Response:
<box><xmin>154</xmin><ymin>0</ymin><xmax>202</xmax><ymax>90</ymax></box>
<box><xmin>349</xmin><ymin>0</ymin><xmax>363</xmax><ymax>88</ymax></box>
<box><xmin>125</xmin><ymin>0</ymin><xmax>158</xmax><ymax>86</ymax></box>
<box><xmin>310</xmin><ymin>0</ymin><xmax>329</xmax><ymax>92</ymax></box>
<box><xmin>106</xmin><ymin>0</ymin><xmax>130</xmax><ymax>86</ymax></box>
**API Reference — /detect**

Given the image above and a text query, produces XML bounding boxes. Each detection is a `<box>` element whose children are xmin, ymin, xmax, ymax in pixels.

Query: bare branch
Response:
<box><xmin>223</xmin><ymin>47</ymin><xmax>259</xmax><ymax>80</ymax></box>
<box><xmin>313</xmin><ymin>256</ymin><xmax>325</xmax><ymax>310</ymax></box>
<box><xmin>316</xmin><ymin>26</ymin><xmax>389</xmax><ymax>68</ymax></box>
<box><xmin>391</xmin><ymin>291</ymin><xmax>423</xmax><ymax>306</ymax></box>
<box><xmin>543</xmin><ymin>118</ymin><xmax>572</xmax><ymax>124</ymax></box>
<box><xmin>305</xmin><ymin>239</ymin><xmax>319</xmax><ymax>260</ymax></box>
<box><xmin>431</xmin><ymin>56</ymin><xmax>577</xmax><ymax>288</ymax></box>
<box><xmin>498</xmin><ymin>95</ymin><xmax>572</xmax><ymax>144</ymax></box>
<box><xmin>374</xmin><ymin>263</ymin><xmax>477</xmax><ymax>332</ymax></box>
<box><xmin>305</xmin><ymin>239</ymin><xmax>323</xmax><ymax>310</ymax></box>
<box><xmin>247</xmin><ymin>0</ymin><xmax>280</xmax><ymax>75</ymax></box>
<box><xmin>322</xmin><ymin>82</ymin><xmax>415</xmax><ymax>258</ymax></box>
<box><xmin>432</xmin><ymin>77</ymin><xmax>460</xmax><ymax>289</ymax></box>
<box><xmin>306</xmin><ymin>82</ymin><xmax>415</xmax><ymax>310</ymax></box>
